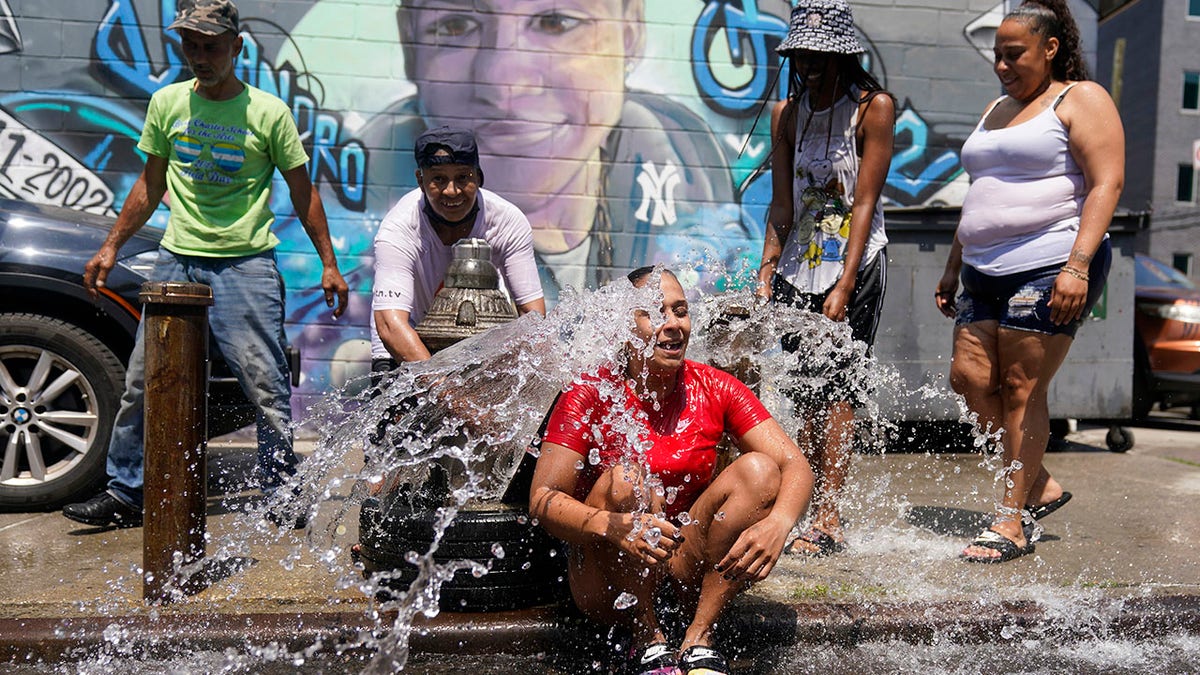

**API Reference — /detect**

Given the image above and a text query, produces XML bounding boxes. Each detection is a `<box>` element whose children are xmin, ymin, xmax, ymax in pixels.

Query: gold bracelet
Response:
<box><xmin>1061</xmin><ymin>265</ymin><xmax>1089</xmax><ymax>282</ymax></box>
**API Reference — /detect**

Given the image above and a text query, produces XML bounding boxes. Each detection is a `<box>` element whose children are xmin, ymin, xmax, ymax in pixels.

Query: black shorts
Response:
<box><xmin>772</xmin><ymin>250</ymin><xmax>887</xmax><ymax>408</ymax></box>
<box><xmin>773</xmin><ymin>249</ymin><xmax>887</xmax><ymax>351</ymax></box>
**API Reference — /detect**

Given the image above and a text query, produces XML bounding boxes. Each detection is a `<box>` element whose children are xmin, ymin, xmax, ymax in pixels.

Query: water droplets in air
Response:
<box><xmin>134</xmin><ymin>265</ymin><xmax>948</xmax><ymax>673</ymax></box>
<box><xmin>643</xmin><ymin>526</ymin><xmax>662</xmax><ymax>549</ymax></box>
<box><xmin>613</xmin><ymin>592</ymin><xmax>638</xmax><ymax>611</ymax></box>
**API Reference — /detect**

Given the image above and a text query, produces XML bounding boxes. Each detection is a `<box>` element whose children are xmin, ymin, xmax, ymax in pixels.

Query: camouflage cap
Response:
<box><xmin>168</xmin><ymin>0</ymin><xmax>239</xmax><ymax>36</ymax></box>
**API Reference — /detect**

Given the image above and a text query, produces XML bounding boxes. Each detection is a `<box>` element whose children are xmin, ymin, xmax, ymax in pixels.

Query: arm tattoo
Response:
<box><xmin>1070</xmin><ymin>249</ymin><xmax>1092</xmax><ymax>266</ymax></box>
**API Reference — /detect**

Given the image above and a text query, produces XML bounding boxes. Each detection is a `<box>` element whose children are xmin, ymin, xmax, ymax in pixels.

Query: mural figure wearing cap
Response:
<box><xmin>358</xmin><ymin>0</ymin><xmax>742</xmax><ymax>302</ymax></box>
<box><xmin>756</xmin><ymin>0</ymin><xmax>896</xmax><ymax>557</ymax></box>
<box><xmin>62</xmin><ymin>0</ymin><xmax>350</xmax><ymax>530</ymax></box>
<box><xmin>369</xmin><ymin>126</ymin><xmax>545</xmax><ymax>367</ymax></box>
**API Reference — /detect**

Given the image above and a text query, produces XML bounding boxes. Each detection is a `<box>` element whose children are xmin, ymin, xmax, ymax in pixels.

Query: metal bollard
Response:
<box><xmin>139</xmin><ymin>281</ymin><xmax>212</xmax><ymax>603</ymax></box>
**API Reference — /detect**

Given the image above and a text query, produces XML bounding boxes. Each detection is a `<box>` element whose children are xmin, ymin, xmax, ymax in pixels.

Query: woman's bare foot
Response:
<box><xmin>1025</xmin><ymin>471</ymin><xmax>1065</xmax><ymax>510</ymax></box>
<box><xmin>960</xmin><ymin>525</ymin><xmax>1034</xmax><ymax>563</ymax></box>
<box><xmin>786</xmin><ymin>526</ymin><xmax>845</xmax><ymax>556</ymax></box>
<box><xmin>961</xmin><ymin>516</ymin><xmax>1026</xmax><ymax>561</ymax></box>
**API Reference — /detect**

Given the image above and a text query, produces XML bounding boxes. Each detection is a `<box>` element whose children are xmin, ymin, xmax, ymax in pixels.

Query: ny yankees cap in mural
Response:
<box><xmin>777</xmin><ymin>0</ymin><xmax>865</xmax><ymax>55</ymax></box>
<box><xmin>168</xmin><ymin>0</ymin><xmax>240</xmax><ymax>36</ymax></box>
<box><xmin>415</xmin><ymin>126</ymin><xmax>482</xmax><ymax>173</ymax></box>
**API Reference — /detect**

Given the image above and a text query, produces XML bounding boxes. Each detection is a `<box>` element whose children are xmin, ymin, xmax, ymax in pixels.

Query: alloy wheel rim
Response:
<box><xmin>0</xmin><ymin>345</ymin><xmax>100</xmax><ymax>485</ymax></box>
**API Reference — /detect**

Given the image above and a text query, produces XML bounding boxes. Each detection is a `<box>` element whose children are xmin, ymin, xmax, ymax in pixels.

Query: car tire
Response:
<box><xmin>357</xmin><ymin>499</ymin><xmax>568</xmax><ymax>612</ymax></box>
<box><xmin>1131</xmin><ymin>337</ymin><xmax>1154</xmax><ymax>421</ymax></box>
<box><xmin>0</xmin><ymin>313</ymin><xmax>124</xmax><ymax>509</ymax></box>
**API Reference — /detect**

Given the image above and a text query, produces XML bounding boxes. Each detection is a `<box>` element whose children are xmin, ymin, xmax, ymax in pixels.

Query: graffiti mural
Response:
<box><xmin>1</xmin><ymin>0</ymin><xmax>1001</xmax><ymax>415</ymax></box>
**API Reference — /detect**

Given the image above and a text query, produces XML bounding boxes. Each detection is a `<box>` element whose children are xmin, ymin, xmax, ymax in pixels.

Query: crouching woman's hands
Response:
<box><xmin>714</xmin><ymin>512</ymin><xmax>793</xmax><ymax>583</ymax></box>
<box><xmin>529</xmin><ymin>443</ymin><xmax>681</xmax><ymax>562</ymax></box>
<box><xmin>712</xmin><ymin>418</ymin><xmax>816</xmax><ymax>583</ymax></box>
<box><xmin>608</xmin><ymin>511</ymin><xmax>684</xmax><ymax>567</ymax></box>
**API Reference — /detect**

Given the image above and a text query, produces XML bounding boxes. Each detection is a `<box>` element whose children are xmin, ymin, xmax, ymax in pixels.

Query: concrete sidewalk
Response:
<box><xmin>1</xmin><ymin>420</ymin><xmax>1198</xmax><ymax>663</ymax></box>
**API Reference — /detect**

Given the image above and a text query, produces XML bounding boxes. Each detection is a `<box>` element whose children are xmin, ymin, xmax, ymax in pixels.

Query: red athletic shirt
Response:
<box><xmin>541</xmin><ymin>360</ymin><xmax>771</xmax><ymax>515</ymax></box>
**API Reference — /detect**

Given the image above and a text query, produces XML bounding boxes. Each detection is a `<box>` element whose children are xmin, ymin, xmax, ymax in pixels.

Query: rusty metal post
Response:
<box><xmin>139</xmin><ymin>281</ymin><xmax>213</xmax><ymax>603</ymax></box>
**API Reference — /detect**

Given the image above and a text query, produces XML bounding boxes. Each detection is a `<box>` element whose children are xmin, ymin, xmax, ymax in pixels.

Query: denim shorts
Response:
<box><xmin>956</xmin><ymin>239</ymin><xmax>1112</xmax><ymax>338</ymax></box>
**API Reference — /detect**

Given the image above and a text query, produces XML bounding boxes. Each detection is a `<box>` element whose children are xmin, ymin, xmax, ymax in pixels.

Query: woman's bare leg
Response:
<box><xmin>791</xmin><ymin>402</ymin><xmax>853</xmax><ymax>552</ymax></box>
<box><xmin>950</xmin><ymin>322</ymin><xmax>1004</xmax><ymax>445</ymax></box>
<box><xmin>567</xmin><ymin>465</ymin><xmax>668</xmax><ymax>649</ymax></box>
<box><xmin>989</xmin><ymin>328</ymin><xmax>1074</xmax><ymax>540</ymax></box>
<box><xmin>667</xmin><ymin>453</ymin><xmax>782</xmax><ymax>652</ymax></box>
<box><xmin>951</xmin><ymin>323</ymin><xmax>1068</xmax><ymax>517</ymax></box>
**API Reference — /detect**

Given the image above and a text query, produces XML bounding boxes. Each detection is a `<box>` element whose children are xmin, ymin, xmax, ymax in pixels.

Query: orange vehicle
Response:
<box><xmin>1133</xmin><ymin>254</ymin><xmax>1200</xmax><ymax>419</ymax></box>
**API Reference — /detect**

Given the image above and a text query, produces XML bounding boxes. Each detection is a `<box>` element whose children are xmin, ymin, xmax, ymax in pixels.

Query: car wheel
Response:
<box><xmin>357</xmin><ymin>499</ymin><xmax>568</xmax><ymax>612</ymax></box>
<box><xmin>1131</xmin><ymin>338</ymin><xmax>1154</xmax><ymax>421</ymax></box>
<box><xmin>0</xmin><ymin>313</ymin><xmax>124</xmax><ymax>509</ymax></box>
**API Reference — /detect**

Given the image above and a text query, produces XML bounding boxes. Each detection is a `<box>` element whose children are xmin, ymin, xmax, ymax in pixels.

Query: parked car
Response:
<box><xmin>0</xmin><ymin>198</ymin><xmax>258</xmax><ymax>510</ymax></box>
<box><xmin>1132</xmin><ymin>254</ymin><xmax>1200</xmax><ymax>419</ymax></box>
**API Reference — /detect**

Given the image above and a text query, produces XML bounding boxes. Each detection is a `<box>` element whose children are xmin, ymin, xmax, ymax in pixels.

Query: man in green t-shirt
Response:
<box><xmin>63</xmin><ymin>0</ymin><xmax>348</xmax><ymax>530</ymax></box>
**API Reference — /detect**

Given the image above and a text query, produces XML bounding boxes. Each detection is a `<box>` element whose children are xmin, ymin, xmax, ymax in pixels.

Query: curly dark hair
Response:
<box><xmin>1007</xmin><ymin>0</ymin><xmax>1089</xmax><ymax>81</ymax></box>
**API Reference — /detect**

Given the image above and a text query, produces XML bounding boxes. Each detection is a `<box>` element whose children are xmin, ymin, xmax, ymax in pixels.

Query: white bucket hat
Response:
<box><xmin>777</xmin><ymin>0</ymin><xmax>865</xmax><ymax>55</ymax></box>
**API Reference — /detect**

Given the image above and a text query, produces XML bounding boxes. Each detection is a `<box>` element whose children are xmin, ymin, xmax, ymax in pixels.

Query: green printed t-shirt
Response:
<box><xmin>138</xmin><ymin>81</ymin><xmax>309</xmax><ymax>257</ymax></box>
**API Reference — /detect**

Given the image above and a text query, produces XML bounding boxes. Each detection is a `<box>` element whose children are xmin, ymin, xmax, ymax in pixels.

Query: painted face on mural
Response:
<box><xmin>992</xmin><ymin>18</ymin><xmax>1058</xmax><ymax>102</ymax></box>
<box><xmin>179</xmin><ymin>29</ymin><xmax>243</xmax><ymax>93</ymax></box>
<box><xmin>400</xmin><ymin>0</ymin><xmax>644</xmax><ymax>250</ymax></box>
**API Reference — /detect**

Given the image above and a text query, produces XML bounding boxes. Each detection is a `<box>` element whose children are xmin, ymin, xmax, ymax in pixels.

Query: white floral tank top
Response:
<box><xmin>776</xmin><ymin>88</ymin><xmax>887</xmax><ymax>294</ymax></box>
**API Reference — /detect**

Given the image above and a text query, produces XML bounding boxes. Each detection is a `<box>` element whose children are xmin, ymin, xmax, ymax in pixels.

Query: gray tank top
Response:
<box><xmin>958</xmin><ymin>83</ymin><xmax>1085</xmax><ymax>274</ymax></box>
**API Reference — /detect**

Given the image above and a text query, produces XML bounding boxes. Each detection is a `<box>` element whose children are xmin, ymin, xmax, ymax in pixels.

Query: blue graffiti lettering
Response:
<box><xmin>691</xmin><ymin>0</ymin><xmax>789</xmax><ymax>117</ymax></box>
<box><xmin>235</xmin><ymin>31</ymin><xmax>292</xmax><ymax>104</ymax></box>
<box><xmin>288</xmin><ymin>91</ymin><xmax>366</xmax><ymax>210</ymax></box>
<box><xmin>94</xmin><ymin>0</ymin><xmax>186</xmax><ymax>98</ymax></box>
<box><xmin>886</xmin><ymin>106</ymin><xmax>962</xmax><ymax>204</ymax></box>
<box><xmin>338</xmin><ymin>144</ymin><xmax>365</xmax><ymax>205</ymax></box>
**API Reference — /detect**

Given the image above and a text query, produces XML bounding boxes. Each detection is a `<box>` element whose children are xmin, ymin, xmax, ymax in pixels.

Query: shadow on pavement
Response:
<box><xmin>904</xmin><ymin>505</ymin><xmax>990</xmax><ymax>538</ymax></box>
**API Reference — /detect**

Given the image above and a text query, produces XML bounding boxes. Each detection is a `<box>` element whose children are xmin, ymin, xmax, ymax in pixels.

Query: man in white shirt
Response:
<box><xmin>371</xmin><ymin>126</ymin><xmax>545</xmax><ymax>368</ymax></box>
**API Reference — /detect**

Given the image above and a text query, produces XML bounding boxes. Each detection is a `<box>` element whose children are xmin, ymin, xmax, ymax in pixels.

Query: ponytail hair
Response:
<box><xmin>1008</xmin><ymin>0</ymin><xmax>1089</xmax><ymax>81</ymax></box>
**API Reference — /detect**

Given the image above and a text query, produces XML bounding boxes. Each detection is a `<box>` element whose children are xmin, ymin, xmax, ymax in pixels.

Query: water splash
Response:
<box><xmin>55</xmin><ymin>265</ymin><xmax>1066</xmax><ymax>672</ymax></box>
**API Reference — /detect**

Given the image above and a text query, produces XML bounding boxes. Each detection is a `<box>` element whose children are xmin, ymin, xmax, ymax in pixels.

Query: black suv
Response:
<box><xmin>0</xmin><ymin>198</ymin><xmax>256</xmax><ymax>509</ymax></box>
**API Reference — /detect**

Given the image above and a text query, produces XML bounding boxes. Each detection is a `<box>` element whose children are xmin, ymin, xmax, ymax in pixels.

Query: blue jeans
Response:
<box><xmin>106</xmin><ymin>249</ymin><xmax>296</xmax><ymax>507</ymax></box>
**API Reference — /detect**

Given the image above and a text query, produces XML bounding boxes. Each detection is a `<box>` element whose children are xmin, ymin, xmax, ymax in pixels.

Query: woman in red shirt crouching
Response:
<box><xmin>529</xmin><ymin>266</ymin><xmax>815</xmax><ymax>675</ymax></box>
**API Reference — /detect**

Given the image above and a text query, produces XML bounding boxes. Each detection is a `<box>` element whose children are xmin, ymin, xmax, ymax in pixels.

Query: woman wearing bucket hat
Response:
<box><xmin>935</xmin><ymin>0</ymin><xmax>1123</xmax><ymax>564</ymax></box>
<box><xmin>755</xmin><ymin>0</ymin><xmax>895</xmax><ymax>557</ymax></box>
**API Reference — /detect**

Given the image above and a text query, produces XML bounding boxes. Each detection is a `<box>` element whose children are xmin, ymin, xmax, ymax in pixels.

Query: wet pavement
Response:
<box><xmin>1</xmin><ymin>413</ymin><xmax>1198</xmax><ymax>667</ymax></box>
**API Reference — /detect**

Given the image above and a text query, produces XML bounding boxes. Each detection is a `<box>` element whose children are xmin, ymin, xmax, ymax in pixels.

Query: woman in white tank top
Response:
<box><xmin>934</xmin><ymin>0</ymin><xmax>1124</xmax><ymax>564</ymax></box>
